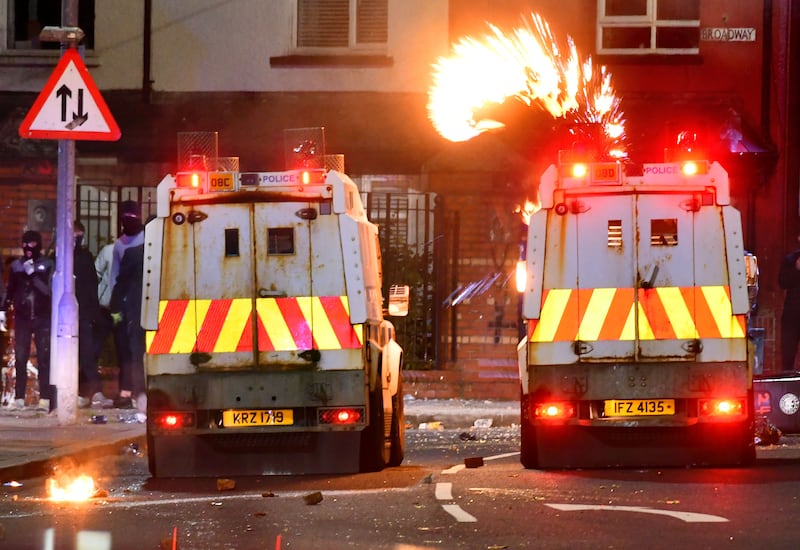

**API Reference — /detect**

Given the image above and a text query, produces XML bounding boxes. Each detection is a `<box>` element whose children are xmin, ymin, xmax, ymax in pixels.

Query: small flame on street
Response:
<box><xmin>47</xmin><ymin>474</ymin><xmax>97</xmax><ymax>502</ymax></box>
<box><xmin>427</xmin><ymin>12</ymin><xmax>626</xmax><ymax>156</ymax></box>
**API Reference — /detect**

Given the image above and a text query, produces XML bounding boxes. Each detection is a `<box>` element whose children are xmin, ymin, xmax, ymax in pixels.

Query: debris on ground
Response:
<box><xmin>418</xmin><ymin>421</ymin><xmax>444</xmax><ymax>430</ymax></box>
<box><xmin>464</xmin><ymin>456</ymin><xmax>484</xmax><ymax>468</ymax></box>
<box><xmin>303</xmin><ymin>491</ymin><xmax>323</xmax><ymax>505</ymax></box>
<box><xmin>754</xmin><ymin>415</ymin><xmax>782</xmax><ymax>446</ymax></box>
<box><xmin>216</xmin><ymin>478</ymin><xmax>236</xmax><ymax>491</ymax></box>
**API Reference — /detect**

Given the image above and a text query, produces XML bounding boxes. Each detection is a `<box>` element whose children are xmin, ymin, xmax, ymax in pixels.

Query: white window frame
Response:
<box><xmin>596</xmin><ymin>0</ymin><xmax>700</xmax><ymax>55</ymax></box>
<box><xmin>1</xmin><ymin>1</ymin><xmax>94</xmax><ymax>64</ymax></box>
<box><xmin>294</xmin><ymin>0</ymin><xmax>388</xmax><ymax>54</ymax></box>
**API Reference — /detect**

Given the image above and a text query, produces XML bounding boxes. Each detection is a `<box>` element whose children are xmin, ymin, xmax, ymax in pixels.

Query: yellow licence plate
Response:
<box><xmin>604</xmin><ymin>399</ymin><xmax>675</xmax><ymax>417</ymax></box>
<box><xmin>222</xmin><ymin>409</ymin><xmax>294</xmax><ymax>427</ymax></box>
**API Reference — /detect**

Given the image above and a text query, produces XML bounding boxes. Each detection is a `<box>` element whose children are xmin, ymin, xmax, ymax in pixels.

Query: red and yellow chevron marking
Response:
<box><xmin>146</xmin><ymin>296</ymin><xmax>363</xmax><ymax>354</ymax></box>
<box><xmin>528</xmin><ymin>286</ymin><xmax>746</xmax><ymax>342</ymax></box>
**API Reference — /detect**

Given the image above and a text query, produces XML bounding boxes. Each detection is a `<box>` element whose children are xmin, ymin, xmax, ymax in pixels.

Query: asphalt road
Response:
<box><xmin>0</xmin><ymin>427</ymin><xmax>798</xmax><ymax>549</ymax></box>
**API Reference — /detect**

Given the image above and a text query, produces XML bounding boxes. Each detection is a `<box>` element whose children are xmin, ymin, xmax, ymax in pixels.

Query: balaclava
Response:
<box><xmin>22</xmin><ymin>230</ymin><xmax>42</xmax><ymax>260</ymax></box>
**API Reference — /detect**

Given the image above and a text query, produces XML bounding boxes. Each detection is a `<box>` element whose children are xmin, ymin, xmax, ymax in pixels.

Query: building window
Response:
<box><xmin>7</xmin><ymin>0</ymin><xmax>94</xmax><ymax>50</ymax></box>
<box><xmin>296</xmin><ymin>0</ymin><xmax>387</xmax><ymax>50</ymax></box>
<box><xmin>597</xmin><ymin>0</ymin><xmax>699</xmax><ymax>55</ymax></box>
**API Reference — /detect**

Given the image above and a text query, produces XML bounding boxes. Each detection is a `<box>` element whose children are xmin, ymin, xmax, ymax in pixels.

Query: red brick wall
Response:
<box><xmin>426</xmin><ymin>162</ymin><xmax>531</xmax><ymax>400</ymax></box>
<box><xmin>0</xmin><ymin>178</ymin><xmax>57</xmax><ymax>260</ymax></box>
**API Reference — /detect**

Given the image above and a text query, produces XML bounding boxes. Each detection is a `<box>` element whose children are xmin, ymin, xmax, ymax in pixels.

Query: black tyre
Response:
<box><xmin>520</xmin><ymin>390</ymin><xmax>539</xmax><ymax>469</ymax></box>
<box><xmin>359</xmin><ymin>381</ymin><xmax>387</xmax><ymax>472</ymax></box>
<box><xmin>388</xmin><ymin>376</ymin><xmax>405</xmax><ymax>467</ymax></box>
<box><xmin>146</xmin><ymin>432</ymin><xmax>158</xmax><ymax>477</ymax></box>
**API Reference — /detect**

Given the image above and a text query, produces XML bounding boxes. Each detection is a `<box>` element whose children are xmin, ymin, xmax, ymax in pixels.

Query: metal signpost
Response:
<box><xmin>18</xmin><ymin>1</ymin><xmax>120</xmax><ymax>424</ymax></box>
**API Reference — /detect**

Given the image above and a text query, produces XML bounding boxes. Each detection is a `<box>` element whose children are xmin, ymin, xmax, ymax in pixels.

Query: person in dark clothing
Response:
<box><xmin>779</xmin><ymin>234</ymin><xmax>800</xmax><ymax>372</ymax></box>
<box><xmin>0</xmin><ymin>230</ymin><xmax>55</xmax><ymax>410</ymax></box>
<box><xmin>110</xmin><ymin>242</ymin><xmax>146</xmax><ymax>412</ymax></box>
<box><xmin>110</xmin><ymin>200</ymin><xmax>145</xmax><ymax>409</ymax></box>
<box><xmin>73</xmin><ymin>222</ymin><xmax>113</xmax><ymax>409</ymax></box>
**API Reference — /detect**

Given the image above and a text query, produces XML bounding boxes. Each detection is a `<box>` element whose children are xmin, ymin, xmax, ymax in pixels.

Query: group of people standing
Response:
<box><xmin>0</xmin><ymin>200</ymin><xmax>146</xmax><ymax>413</ymax></box>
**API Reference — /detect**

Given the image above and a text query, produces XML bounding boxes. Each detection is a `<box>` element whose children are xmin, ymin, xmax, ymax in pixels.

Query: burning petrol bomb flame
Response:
<box><xmin>47</xmin><ymin>474</ymin><xmax>97</xmax><ymax>502</ymax></box>
<box><xmin>427</xmin><ymin>12</ymin><xmax>626</xmax><ymax>157</ymax></box>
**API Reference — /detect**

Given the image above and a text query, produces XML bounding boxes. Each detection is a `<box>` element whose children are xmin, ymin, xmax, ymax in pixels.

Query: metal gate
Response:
<box><xmin>75</xmin><ymin>182</ymin><xmax>156</xmax><ymax>256</ymax></box>
<box><xmin>364</xmin><ymin>192</ymin><xmax>457</xmax><ymax>370</ymax></box>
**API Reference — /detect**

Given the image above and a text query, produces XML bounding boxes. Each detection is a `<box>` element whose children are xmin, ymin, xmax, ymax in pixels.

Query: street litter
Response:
<box><xmin>418</xmin><ymin>421</ymin><xmax>444</xmax><ymax>430</ymax></box>
<box><xmin>754</xmin><ymin>415</ymin><xmax>782</xmax><ymax>446</ymax></box>
<box><xmin>303</xmin><ymin>491</ymin><xmax>323</xmax><ymax>505</ymax></box>
<box><xmin>473</xmin><ymin>418</ymin><xmax>493</xmax><ymax>428</ymax></box>
<box><xmin>464</xmin><ymin>456</ymin><xmax>484</xmax><ymax>468</ymax></box>
<box><xmin>216</xmin><ymin>478</ymin><xmax>236</xmax><ymax>491</ymax></box>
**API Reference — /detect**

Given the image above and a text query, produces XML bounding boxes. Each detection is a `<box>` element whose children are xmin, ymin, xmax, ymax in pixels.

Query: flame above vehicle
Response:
<box><xmin>427</xmin><ymin>12</ymin><xmax>626</xmax><ymax>158</ymax></box>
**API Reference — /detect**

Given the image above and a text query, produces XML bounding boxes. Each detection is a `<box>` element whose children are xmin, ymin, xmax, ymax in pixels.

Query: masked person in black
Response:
<box><xmin>0</xmin><ymin>231</ymin><xmax>55</xmax><ymax>411</ymax></box>
<box><xmin>110</xmin><ymin>200</ymin><xmax>145</xmax><ymax>408</ymax></box>
<box><xmin>73</xmin><ymin>222</ymin><xmax>113</xmax><ymax>409</ymax></box>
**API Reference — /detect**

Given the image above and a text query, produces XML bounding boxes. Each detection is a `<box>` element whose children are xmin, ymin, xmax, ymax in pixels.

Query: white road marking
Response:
<box><xmin>437</xmin><ymin>450</ymin><xmax>520</xmax><ymax>521</ymax></box>
<box><xmin>545</xmin><ymin>503</ymin><xmax>729</xmax><ymax>523</ymax></box>
<box><xmin>441</xmin><ymin>504</ymin><xmax>477</xmax><ymax>522</ymax></box>
<box><xmin>442</xmin><ymin>451</ymin><xmax>519</xmax><ymax>475</ymax></box>
<box><xmin>441</xmin><ymin>464</ymin><xmax>465</xmax><ymax>475</ymax></box>
<box><xmin>435</xmin><ymin>482</ymin><xmax>453</xmax><ymax>500</ymax></box>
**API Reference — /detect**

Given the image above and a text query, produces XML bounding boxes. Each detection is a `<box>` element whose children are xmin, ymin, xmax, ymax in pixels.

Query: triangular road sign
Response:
<box><xmin>19</xmin><ymin>48</ymin><xmax>121</xmax><ymax>141</ymax></box>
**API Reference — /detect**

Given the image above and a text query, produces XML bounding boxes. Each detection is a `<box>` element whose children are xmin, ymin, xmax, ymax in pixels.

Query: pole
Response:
<box><xmin>50</xmin><ymin>0</ymin><xmax>80</xmax><ymax>425</ymax></box>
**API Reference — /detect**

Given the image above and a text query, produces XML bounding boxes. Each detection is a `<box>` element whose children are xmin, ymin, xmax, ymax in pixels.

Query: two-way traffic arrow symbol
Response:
<box><xmin>57</xmin><ymin>84</ymin><xmax>88</xmax><ymax>129</ymax></box>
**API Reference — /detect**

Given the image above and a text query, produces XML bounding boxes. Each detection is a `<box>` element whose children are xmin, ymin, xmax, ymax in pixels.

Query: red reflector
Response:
<box><xmin>318</xmin><ymin>407</ymin><xmax>364</xmax><ymax>425</ymax></box>
<box><xmin>153</xmin><ymin>412</ymin><xmax>195</xmax><ymax>429</ymax></box>
<box><xmin>534</xmin><ymin>402</ymin><xmax>575</xmax><ymax>419</ymax></box>
<box><xmin>699</xmin><ymin>399</ymin><xmax>745</xmax><ymax>416</ymax></box>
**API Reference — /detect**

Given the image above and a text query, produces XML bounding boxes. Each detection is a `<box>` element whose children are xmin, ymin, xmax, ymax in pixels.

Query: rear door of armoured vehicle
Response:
<box><xmin>635</xmin><ymin>192</ymin><xmax>697</xmax><ymax>360</ymax></box>
<box><xmin>147</xmin><ymin>202</ymin><xmax>257</xmax><ymax>370</ymax></box>
<box><xmin>573</xmin><ymin>192</ymin><xmax>637</xmax><ymax>361</ymax></box>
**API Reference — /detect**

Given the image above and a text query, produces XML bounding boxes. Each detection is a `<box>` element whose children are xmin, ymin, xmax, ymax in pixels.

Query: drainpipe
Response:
<box><xmin>142</xmin><ymin>0</ymin><xmax>153</xmax><ymax>103</ymax></box>
<box><xmin>761</xmin><ymin>0</ymin><xmax>772</xmax><ymax>137</ymax></box>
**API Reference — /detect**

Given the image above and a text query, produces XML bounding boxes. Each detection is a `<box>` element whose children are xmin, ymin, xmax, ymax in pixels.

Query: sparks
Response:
<box><xmin>427</xmin><ymin>12</ymin><xmax>626</xmax><ymax>157</ymax></box>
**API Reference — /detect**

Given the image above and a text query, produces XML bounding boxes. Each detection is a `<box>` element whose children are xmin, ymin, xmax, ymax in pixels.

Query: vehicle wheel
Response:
<box><xmin>359</xmin><ymin>379</ymin><xmax>387</xmax><ymax>472</ymax></box>
<box><xmin>388</xmin><ymin>376</ymin><xmax>405</xmax><ymax>467</ymax></box>
<box><xmin>146</xmin><ymin>432</ymin><xmax>158</xmax><ymax>478</ymax></box>
<box><xmin>520</xmin><ymin>390</ymin><xmax>539</xmax><ymax>469</ymax></box>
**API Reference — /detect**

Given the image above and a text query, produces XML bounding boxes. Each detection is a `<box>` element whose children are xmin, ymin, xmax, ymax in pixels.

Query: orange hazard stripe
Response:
<box><xmin>146</xmin><ymin>296</ymin><xmax>364</xmax><ymax>355</ymax></box>
<box><xmin>528</xmin><ymin>286</ymin><xmax>745</xmax><ymax>343</ymax></box>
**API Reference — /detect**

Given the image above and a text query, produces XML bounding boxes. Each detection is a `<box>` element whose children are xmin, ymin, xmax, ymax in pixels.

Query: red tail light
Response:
<box><xmin>318</xmin><ymin>407</ymin><xmax>364</xmax><ymax>425</ymax></box>
<box><xmin>152</xmin><ymin>412</ymin><xmax>195</xmax><ymax>429</ymax></box>
<box><xmin>699</xmin><ymin>398</ymin><xmax>745</xmax><ymax>417</ymax></box>
<box><xmin>534</xmin><ymin>401</ymin><xmax>575</xmax><ymax>420</ymax></box>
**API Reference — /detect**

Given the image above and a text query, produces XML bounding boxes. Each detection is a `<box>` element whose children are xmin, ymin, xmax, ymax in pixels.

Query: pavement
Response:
<box><xmin>0</xmin><ymin>397</ymin><xmax>797</xmax><ymax>482</ymax></box>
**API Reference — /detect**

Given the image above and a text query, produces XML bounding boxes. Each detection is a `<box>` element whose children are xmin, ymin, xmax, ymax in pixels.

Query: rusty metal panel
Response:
<box><xmin>635</xmin><ymin>193</ymin><xmax>696</xmax><ymax>360</ymax></box>
<box><xmin>157</xmin><ymin>202</ymin><xmax>257</xmax><ymax>370</ymax></box>
<box><xmin>254</xmin><ymin>202</ymin><xmax>311</xmax><ymax>299</ymax></box>
<box><xmin>575</xmin><ymin>193</ymin><xmax>636</xmax><ymax>361</ymax></box>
